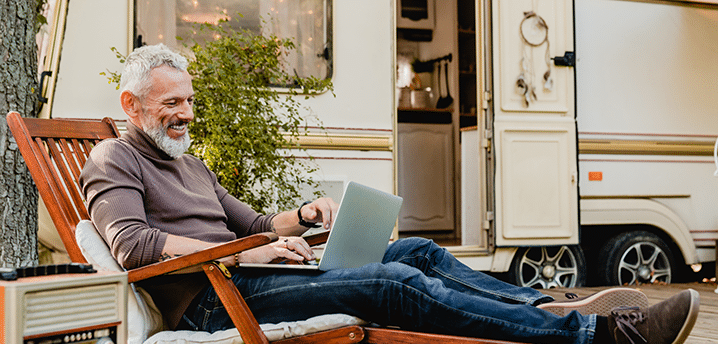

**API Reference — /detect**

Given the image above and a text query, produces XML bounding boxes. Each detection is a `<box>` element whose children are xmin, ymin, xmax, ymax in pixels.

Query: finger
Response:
<box><xmin>308</xmin><ymin>198</ymin><xmax>328</xmax><ymax>229</ymax></box>
<box><xmin>320</xmin><ymin>198</ymin><xmax>338</xmax><ymax>229</ymax></box>
<box><xmin>282</xmin><ymin>248</ymin><xmax>305</xmax><ymax>262</ymax></box>
<box><xmin>286</xmin><ymin>238</ymin><xmax>315</xmax><ymax>260</ymax></box>
<box><xmin>295</xmin><ymin>237</ymin><xmax>315</xmax><ymax>259</ymax></box>
<box><xmin>272</xmin><ymin>239</ymin><xmax>302</xmax><ymax>261</ymax></box>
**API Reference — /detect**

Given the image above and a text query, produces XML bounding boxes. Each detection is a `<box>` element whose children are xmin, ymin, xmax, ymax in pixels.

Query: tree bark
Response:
<box><xmin>0</xmin><ymin>1</ymin><xmax>39</xmax><ymax>267</ymax></box>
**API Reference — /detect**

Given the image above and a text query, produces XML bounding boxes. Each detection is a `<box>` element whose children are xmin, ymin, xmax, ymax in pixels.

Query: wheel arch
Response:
<box><xmin>580</xmin><ymin>198</ymin><xmax>698</xmax><ymax>265</ymax></box>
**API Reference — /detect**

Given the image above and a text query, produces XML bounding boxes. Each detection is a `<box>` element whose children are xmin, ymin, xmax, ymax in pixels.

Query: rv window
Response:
<box><xmin>134</xmin><ymin>0</ymin><xmax>332</xmax><ymax>83</ymax></box>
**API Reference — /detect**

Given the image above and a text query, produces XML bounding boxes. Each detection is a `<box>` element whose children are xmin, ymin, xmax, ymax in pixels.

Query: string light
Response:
<box><xmin>143</xmin><ymin>0</ymin><xmax>326</xmax><ymax>78</ymax></box>
<box><xmin>181</xmin><ymin>13</ymin><xmax>230</xmax><ymax>25</ymax></box>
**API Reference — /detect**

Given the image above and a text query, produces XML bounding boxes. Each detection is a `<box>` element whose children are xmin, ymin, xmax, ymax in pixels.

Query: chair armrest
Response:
<box><xmin>304</xmin><ymin>230</ymin><xmax>329</xmax><ymax>247</ymax></box>
<box><xmin>127</xmin><ymin>232</ymin><xmax>277</xmax><ymax>283</ymax></box>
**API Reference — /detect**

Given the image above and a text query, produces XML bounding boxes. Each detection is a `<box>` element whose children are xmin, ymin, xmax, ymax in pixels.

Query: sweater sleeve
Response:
<box><xmin>209</xmin><ymin>169</ymin><xmax>276</xmax><ymax>237</ymax></box>
<box><xmin>219</xmin><ymin>194</ymin><xmax>277</xmax><ymax>237</ymax></box>
<box><xmin>80</xmin><ymin>140</ymin><xmax>168</xmax><ymax>269</ymax></box>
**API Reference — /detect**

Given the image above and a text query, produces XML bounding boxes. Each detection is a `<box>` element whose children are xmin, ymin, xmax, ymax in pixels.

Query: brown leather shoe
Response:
<box><xmin>609</xmin><ymin>289</ymin><xmax>700</xmax><ymax>344</ymax></box>
<box><xmin>538</xmin><ymin>288</ymin><xmax>649</xmax><ymax>316</ymax></box>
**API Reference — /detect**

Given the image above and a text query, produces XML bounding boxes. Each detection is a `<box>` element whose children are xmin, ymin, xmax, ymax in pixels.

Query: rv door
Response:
<box><xmin>490</xmin><ymin>0</ymin><xmax>578</xmax><ymax>247</ymax></box>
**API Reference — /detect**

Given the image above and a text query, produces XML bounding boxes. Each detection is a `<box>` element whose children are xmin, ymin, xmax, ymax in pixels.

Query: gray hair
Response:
<box><xmin>119</xmin><ymin>43</ymin><xmax>189</xmax><ymax>100</ymax></box>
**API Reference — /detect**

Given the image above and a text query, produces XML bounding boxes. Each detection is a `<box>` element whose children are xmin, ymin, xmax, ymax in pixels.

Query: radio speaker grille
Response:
<box><xmin>24</xmin><ymin>284</ymin><xmax>120</xmax><ymax>336</ymax></box>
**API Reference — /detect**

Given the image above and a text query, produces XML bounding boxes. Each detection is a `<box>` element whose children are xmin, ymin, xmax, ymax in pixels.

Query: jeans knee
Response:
<box><xmin>397</xmin><ymin>237</ymin><xmax>437</xmax><ymax>252</ymax></box>
<box><xmin>384</xmin><ymin>237</ymin><xmax>441</xmax><ymax>264</ymax></box>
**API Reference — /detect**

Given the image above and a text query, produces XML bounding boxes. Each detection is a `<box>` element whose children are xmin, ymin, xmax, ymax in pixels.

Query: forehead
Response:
<box><xmin>147</xmin><ymin>65</ymin><xmax>193</xmax><ymax>99</ymax></box>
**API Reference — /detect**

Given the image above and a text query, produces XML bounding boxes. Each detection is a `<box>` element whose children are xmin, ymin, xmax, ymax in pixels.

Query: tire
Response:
<box><xmin>508</xmin><ymin>245</ymin><xmax>586</xmax><ymax>289</ymax></box>
<box><xmin>598</xmin><ymin>231</ymin><xmax>675</xmax><ymax>286</ymax></box>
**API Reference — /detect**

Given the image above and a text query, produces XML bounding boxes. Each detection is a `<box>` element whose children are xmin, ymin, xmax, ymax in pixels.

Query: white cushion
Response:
<box><xmin>76</xmin><ymin>220</ymin><xmax>366</xmax><ymax>344</ymax></box>
<box><xmin>145</xmin><ymin>313</ymin><xmax>367</xmax><ymax>344</ymax></box>
<box><xmin>76</xmin><ymin>220</ymin><xmax>165</xmax><ymax>343</ymax></box>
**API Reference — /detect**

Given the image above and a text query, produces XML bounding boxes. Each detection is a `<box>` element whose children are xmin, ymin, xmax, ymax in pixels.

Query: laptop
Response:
<box><xmin>239</xmin><ymin>181</ymin><xmax>403</xmax><ymax>271</ymax></box>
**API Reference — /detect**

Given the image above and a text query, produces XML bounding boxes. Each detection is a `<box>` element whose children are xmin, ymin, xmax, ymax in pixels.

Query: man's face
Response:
<box><xmin>138</xmin><ymin>65</ymin><xmax>195</xmax><ymax>158</ymax></box>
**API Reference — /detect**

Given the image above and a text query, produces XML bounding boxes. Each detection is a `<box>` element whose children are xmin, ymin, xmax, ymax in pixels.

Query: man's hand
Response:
<box><xmin>237</xmin><ymin>236</ymin><xmax>315</xmax><ymax>264</ymax></box>
<box><xmin>270</xmin><ymin>197</ymin><xmax>339</xmax><ymax>236</ymax></box>
<box><xmin>299</xmin><ymin>197</ymin><xmax>339</xmax><ymax>230</ymax></box>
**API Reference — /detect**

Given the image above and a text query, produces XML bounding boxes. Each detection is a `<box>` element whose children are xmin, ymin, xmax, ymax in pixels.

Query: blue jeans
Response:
<box><xmin>180</xmin><ymin>237</ymin><xmax>596</xmax><ymax>343</ymax></box>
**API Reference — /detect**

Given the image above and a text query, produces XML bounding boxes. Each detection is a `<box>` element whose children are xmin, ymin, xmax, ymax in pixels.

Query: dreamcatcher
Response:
<box><xmin>516</xmin><ymin>9</ymin><xmax>552</xmax><ymax>107</ymax></box>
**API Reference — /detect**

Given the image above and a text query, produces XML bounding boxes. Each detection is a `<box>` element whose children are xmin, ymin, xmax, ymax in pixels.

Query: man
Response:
<box><xmin>80</xmin><ymin>44</ymin><xmax>700</xmax><ymax>344</ymax></box>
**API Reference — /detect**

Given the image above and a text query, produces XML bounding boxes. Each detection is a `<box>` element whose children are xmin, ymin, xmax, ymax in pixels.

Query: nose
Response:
<box><xmin>177</xmin><ymin>99</ymin><xmax>194</xmax><ymax>122</ymax></box>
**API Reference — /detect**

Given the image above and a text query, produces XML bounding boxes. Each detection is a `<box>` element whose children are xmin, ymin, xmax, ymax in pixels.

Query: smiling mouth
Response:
<box><xmin>165</xmin><ymin>121</ymin><xmax>189</xmax><ymax>138</ymax></box>
<box><xmin>166</xmin><ymin>121</ymin><xmax>188</xmax><ymax>132</ymax></box>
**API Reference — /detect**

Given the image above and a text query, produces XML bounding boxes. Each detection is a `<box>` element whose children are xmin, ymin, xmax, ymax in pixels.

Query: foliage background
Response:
<box><xmin>104</xmin><ymin>20</ymin><xmax>332</xmax><ymax>213</ymax></box>
<box><xmin>186</xmin><ymin>22</ymin><xmax>332</xmax><ymax>213</ymax></box>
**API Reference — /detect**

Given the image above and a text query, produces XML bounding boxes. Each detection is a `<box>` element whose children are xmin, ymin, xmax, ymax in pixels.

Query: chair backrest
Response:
<box><xmin>6</xmin><ymin>112</ymin><xmax>121</xmax><ymax>263</ymax></box>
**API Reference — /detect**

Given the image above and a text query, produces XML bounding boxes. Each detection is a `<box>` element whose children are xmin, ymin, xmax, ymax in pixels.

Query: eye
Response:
<box><xmin>187</xmin><ymin>97</ymin><xmax>194</xmax><ymax>106</ymax></box>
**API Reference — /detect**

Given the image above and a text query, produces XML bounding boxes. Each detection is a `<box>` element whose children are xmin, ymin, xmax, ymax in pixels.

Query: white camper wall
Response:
<box><xmin>298</xmin><ymin>0</ymin><xmax>396</xmax><ymax>195</ymax></box>
<box><xmin>576</xmin><ymin>0</ymin><xmax>718</xmax><ymax>262</ymax></box>
<box><xmin>52</xmin><ymin>0</ymin><xmax>129</xmax><ymax>120</ymax></box>
<box><xmin>576</xmin><ymin>0</ymin><xmax>718</xmax><ymax>135</ymax></box>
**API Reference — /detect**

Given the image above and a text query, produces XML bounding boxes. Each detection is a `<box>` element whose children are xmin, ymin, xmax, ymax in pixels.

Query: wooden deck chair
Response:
<box><xmin>7</xmin><ymin>111</ymin><xmax>524</xmax><ymax>344</ymax></box>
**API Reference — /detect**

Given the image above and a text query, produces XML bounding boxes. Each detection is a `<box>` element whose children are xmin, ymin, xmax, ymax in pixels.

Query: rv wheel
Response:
<box><xmin>508</xmin><ymin>245</ymin><xmax>586</xmax><ymax>289</ymax></box>
<box><xmin>598</xmin><ymin>231</ymin><xmax>674</xmax><ymax>286</ymax></box>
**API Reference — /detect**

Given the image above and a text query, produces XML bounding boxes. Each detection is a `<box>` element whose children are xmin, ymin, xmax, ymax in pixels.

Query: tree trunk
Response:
<box><xmin>0</xmin><ymin>1</ymin><xmax>39</xmax><ymax>267</ymax></box>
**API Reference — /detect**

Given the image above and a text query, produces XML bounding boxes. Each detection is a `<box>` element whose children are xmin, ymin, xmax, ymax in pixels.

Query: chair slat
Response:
<box><xmin>30</xmin><ymin>138</ymin><xmax>84</xmax><ymax>231</ymax></box>
<box><xmin>51</xmin><ymin>138</ymin><xmax>89</xmax><ymax>221</ymax></box>
<box><xmin>44</xmin><ymin>138</ymin><xmax>82</xmax><ymax>226</ymax></box>
<box><xmin>70</xmin><ymin>139</ymin><xmax>87</xmax><ymax>167</ymax></box>
<box><xmin>58</xmin><ymin>138</ymin><xmax>83</xmax><ymax>182</ymax></box>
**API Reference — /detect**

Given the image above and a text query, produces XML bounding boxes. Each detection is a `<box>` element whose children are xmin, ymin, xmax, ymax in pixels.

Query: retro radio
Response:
<box><xmin>0</xmin><ymin>264</ymin><xmax>127</xmax><ymax>344</ymax></box>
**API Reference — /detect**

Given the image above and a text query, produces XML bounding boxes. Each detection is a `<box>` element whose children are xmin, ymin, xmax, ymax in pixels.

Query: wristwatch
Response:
<box><xmin>298</xmin><ymin>201</ymin><xmax>321</xmax><ymax>228</ymax></box>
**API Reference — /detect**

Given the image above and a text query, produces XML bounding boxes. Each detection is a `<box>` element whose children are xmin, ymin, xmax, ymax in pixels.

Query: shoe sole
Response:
<box><xmin>538</xmin><ymin>288</ymin><xmax>649</xmax><ymax>317</ymax></box>
<box><xmin>671</xmin><ymin>289</ymin><xmax>700</xmax><ymax>344</ymax></box>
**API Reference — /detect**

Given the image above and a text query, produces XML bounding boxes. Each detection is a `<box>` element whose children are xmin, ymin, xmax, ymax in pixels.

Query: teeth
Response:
<box><xmin>169</xmin><ymin>124</ymin><xmax>186</xmax><ymax>130</ymax></box>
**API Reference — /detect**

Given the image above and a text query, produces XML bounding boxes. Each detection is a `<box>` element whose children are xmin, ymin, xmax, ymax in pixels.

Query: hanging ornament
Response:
<box><xmin>517</xmin><ymin>10</ymin><xmax>553</xmax><ymax>107</ymax></box>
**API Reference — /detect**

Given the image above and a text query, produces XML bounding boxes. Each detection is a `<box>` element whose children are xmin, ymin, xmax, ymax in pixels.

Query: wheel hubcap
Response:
<box><xmin>617</xmin><ymin>242</ymin><xmax>671</xmax><ymax>285</ymax></box>
<box><xmin>518</xmin><ymin>246</ymin><xmax>579</xmax><ymax>289</ymax></box>
<box><xmin>637</xmin><ymin>266</ymin><xmax>652</xmax><ymax>280</ymax></box>
<box><xmin>542</xmin><ymin>265</ymin><xmax>556</xmax><ymax>279</ymax></box>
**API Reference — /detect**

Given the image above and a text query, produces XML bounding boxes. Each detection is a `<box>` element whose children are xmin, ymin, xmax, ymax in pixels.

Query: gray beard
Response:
<box><xmin>144</xmin><ymin>123</ymin><xmax>191</xmax><ymax>159</ymax></box>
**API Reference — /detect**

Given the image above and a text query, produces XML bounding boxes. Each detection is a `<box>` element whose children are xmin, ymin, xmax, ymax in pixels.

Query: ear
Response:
<box><xmin>120</xmin><ymin>91</ymin><xmax>143</xmax><ymax>127</ymax></box>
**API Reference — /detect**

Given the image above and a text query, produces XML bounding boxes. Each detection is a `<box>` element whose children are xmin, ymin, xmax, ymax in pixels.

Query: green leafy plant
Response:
<box><xmin>103</xmin><ymin>19</ymin><xmax>332</xmax><ymax>213</ymax></box>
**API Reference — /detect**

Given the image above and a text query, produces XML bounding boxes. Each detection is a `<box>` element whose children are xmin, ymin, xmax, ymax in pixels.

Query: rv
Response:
<box><xmin>35</xmin><ymin>0</ymin><xmax>718</xmax><ymax>288</ymax></box>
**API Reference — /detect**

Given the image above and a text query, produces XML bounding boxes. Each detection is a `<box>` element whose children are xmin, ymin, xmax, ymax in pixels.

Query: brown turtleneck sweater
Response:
<box><xmin>80</xmin><ymin>121</ymin><xmax>275</xmax><ymax>329</ymax></box>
